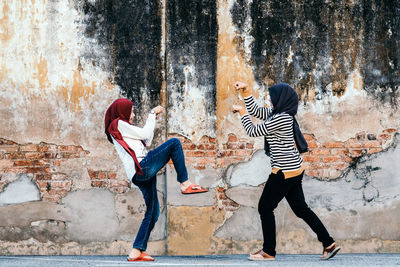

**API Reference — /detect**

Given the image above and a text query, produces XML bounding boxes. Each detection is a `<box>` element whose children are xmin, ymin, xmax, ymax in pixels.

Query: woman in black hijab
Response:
<box><xmin>232</xmin><ymin>81</ymin><xmax>340</xmax><ymax>261</ymax></box>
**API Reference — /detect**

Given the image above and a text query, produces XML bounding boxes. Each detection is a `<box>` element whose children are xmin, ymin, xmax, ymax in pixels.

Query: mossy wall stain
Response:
<box><xmin>166</xmin><ymin>0</ymin><xmax>218</xmax><ymax>140</ymax></box>
<box><xmin>231</xmin><ymin>0</ymin><xmax>399</xmax><ymax>105</ymax></box>
<box><xmin>80</xmin><ymin>0</ymin><xmax>162</xmax><ymax>121</ymax></box>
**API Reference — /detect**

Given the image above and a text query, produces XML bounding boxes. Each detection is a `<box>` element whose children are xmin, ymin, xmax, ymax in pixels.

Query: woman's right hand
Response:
<box><xmin>152</xmin><ymin>105</ymin><xmax>164</xmax><ymax>115</ymax></box>
<box><xmin>234</xmin><ymin>81</ymin><xmax>248</xmax><ymax>91</ymax></box>
<box><xmin>234</xmin><ymin>81</ymin><xmax>251</xmax><ymax>96</ymax></box>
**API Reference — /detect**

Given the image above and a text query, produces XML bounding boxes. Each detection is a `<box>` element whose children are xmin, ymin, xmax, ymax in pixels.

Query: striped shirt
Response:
<box><xmin>240</xmin><ymin>95</ymin><xmax>303</xmax><ymax>178</ymax></box>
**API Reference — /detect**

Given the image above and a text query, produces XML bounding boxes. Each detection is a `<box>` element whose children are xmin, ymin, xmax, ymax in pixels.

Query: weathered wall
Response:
<box><xmin>0</xmin><ymin>0</ymin><xmax>399</xmax><ymax>255</ymax></box>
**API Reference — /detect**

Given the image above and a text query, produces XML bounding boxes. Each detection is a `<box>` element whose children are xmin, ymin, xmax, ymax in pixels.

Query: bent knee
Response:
<box><xmin>170</xmin><ymin>137</ymin><xmax>182</xmax><ymax>146</ymax></box>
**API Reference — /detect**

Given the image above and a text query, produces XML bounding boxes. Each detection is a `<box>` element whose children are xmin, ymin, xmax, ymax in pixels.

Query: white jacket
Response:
<box><xmin>112</xmin><ymin>113</ymin><xmax>156</xmax><ymax>180</ymax></box>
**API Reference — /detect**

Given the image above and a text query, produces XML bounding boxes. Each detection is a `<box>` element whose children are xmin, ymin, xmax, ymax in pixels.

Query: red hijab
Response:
<box><xmin>105</xmin><ymin>98</ymin><xmax>143</xmax><ymax>175</ymax></box>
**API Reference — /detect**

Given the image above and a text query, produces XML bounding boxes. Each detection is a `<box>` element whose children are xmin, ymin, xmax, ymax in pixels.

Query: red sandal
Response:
<box><xmin>181</xmin><ymin>183</ymin><xmax>208</xmax><ymax>194</ymax></box>
<box><xmin>127</xmin><ymin>252</ymin><xmax>155</xmax><ymax>262</ymax></box>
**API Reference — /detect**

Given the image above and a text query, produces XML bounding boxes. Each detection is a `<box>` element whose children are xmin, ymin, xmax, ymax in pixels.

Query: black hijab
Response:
<box><xmin>264</xmin><ymin>83</ymin><xmax>308</xmax><ymax>156</ymax></box>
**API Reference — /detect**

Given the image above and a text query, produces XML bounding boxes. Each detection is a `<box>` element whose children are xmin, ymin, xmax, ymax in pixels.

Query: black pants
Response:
<box><xmin>258</xmin><ymin>170</ymin><xmax>334</xmax><ymax>256</ymax></box>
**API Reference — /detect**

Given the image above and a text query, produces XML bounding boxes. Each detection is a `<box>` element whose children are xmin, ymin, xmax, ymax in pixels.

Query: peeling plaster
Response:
<box><xmin>228</xmin><ymin>150</ymin><xmax>271</xmax><ymax>187</ymax></box>
<box><xmin>0</xmin><ymin>175</ymin><xmax>40</xmax><ymax>206</ymax></box>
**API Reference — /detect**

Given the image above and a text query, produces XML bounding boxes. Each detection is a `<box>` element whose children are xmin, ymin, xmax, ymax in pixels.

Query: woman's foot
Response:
<box><xmin>127</xmin><ymin>248</ymin><xmax>154</xmax><ymax>262</ymax></box>
<box><xmin>128</xmin><ymin>248</ymin><xmax>141</xmax><ymax>259</ymax></box>
<box><xmin>321</xmin><ymin>242</ymin><xmax>341</xmax><ymax>260</ymax></box>
<box><xmin>248</xmin><ymin>249</ymin><xmax>275</xmax><ymax>261</ymax></box>
<box><xmin>180</xmin><ymin>180</ymin><xmax>208</xmax><ymax>194</ymax></box>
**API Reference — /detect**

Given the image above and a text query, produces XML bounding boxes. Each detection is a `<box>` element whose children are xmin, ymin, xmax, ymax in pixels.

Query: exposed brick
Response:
<box><xmin>88</xmin><ymin>170</ymin><xmax>97</xmax><ymax>180</ymax></box>
<box><xmin>322</xmin><ymin>156</ymin><xmax>341</xmax><ymax>163</ymax></box>
<box><xmin>205</xmin><ymin>151</ymin><xmax>216</xmax><ymax>157</ymax></box>
<box><xmin>311</xmin><ymin>149</ymin><xmax>331</xmax><ymax>155</ymax></box>
<box><xmin>199</xmin><ymin>136</ymin><xmax>210</xmax><ymax>143</ymax></box>
<box><xmin>341</xmin><ymin>156</ymin><xmax>354</xmax><ymax>163</ymax></box>
<box><xmin>216</xmin><ymin>158</ymin><xmax>225</xmax><ymax>168</ymax></box>
<box><xmin>60</xmin><ymin>152</ymin><xmax>81</xmax><ymax>158</ymax></box>
<box><xmin>304</xmin><ymin>134</ymin><xmax>315</xmax><ymax>141</ymax></box>
<box><xmin>20</xmin><ymin>145</ymin><xmax>38</xmax><ymax>152</ymax></box>
<box><xmin>0</xmin><ymin>160</ymin><xmax>14</xmax><ymax>169</ymax></box>
<box><xmin>59</xmin><ymin>145</ymin><xmax>77</xmax><ymax>152</ymax></box>
<box><xmin>349</xmin><ymin>149</ymin><xmax>364</xmax><ymax>157</ymax></box>
<box><xmin>51</xmin><ymin>173</ymin><xmax>69</xmax><ymax>180</ymax></box>
<box><xmin>228</xmin><ymin>134</ymin><xmax>238</xmax><ymax>143</ymax></box>
<box><xmin>216</xmin><ymin>186</ymin><xmax>225</xmax><ymax>193</ymax></box>
<box><xmin>25</xmin><ymin>152</ymin><xmax>43</xmax><ymax>159</ymax></box>
<box><xmin>302</xmin><ymin>155</ymin><xmax>320</xmax><ymax>162</ymax></box>
<box><xmin>5</xmin><ymin>153</ymin><xmax>25</xmax><ymax>159</ymax></box>
<box><xmin>109</xmin><ymin>180</ymin><xmax>129</xmax><ymax>187</ymax></box>
<box><xmin>25</xmin><ymin>167</ymin><xmax>50</xmax><ymax>173</ymax></box>
<box><xmin>196</xmin><ymin>144</ymin><xmax>205</xmax><ymax>150</ymax></box>
<box><xmin>0</xmin><ymin>145</ymin><xmax>19</xmax><ymax>153</ymax></box>
<box><xmin>35</xmin><ymin>174</ymin><xmax>52</xmax><ymax>180</ymax></box>
<box><xmin>182</xmin><ymin>143</ymin><xmax>196</xmax><ymax>150</ymax></box>
<box><xmin>0</xmin><ymin>153</ymin><xmax>4</xmax><ymax>160</ymax></box>
<box><xmin>38</xmin><ymin>144</ymin><xmax>57</xmax><ymax>152</ymax></box>
<box><xmin>42</xmin><ymin>195</ymin><xmax>61</xmax><ymax>203</ymax></box>
<box><xmin>0</xmin><ymin>139</ymin><xmax>17</xmax><ymax>145</ymax></box>
<box><xmin>36</xmin><ymin>181</ymin><xmax>49</xmax><ymax>188</ymax></box>
<box><xmin>330</xmin><ymin>148</ymin><xmax>349</xmax><ymax>155</ymax></box>
<box><xmin>91</xmin><ymin>181</ymin><xmax>108</xmax><ymax>187</ymax></box>
<box><xmin>219</xmin><ymin>193</ymin><xmax>227</xmax><ymax>200</ymax></box>
<box><xmin>209</xmin><ymin>138</ymin><xmax>216</xmax><ymax>143</ymax></box>
<box><xmin>246</xmin><ymin>143</ymin><xmax>254</xmax><ymax>149</ymax></box>
<box><xmin>194</xmin><ymin>165</ymin><xmax>206</xmax><ymax>170</ymax></box>
<box><xmin>363</xmin><ymin>141</ymin><xmax>381</xmax><ymax>148</ymax></box>
<box><xmin>53</xmin><ymin>160</ymin><xmax>63</xmax><ymax>166</ymax></box>
<box><xmin>186</xmin><ymin>151</ymin><xmax>205</xmax><ymax>157</ymax></box>
<box><xmin>224</xmin><ymin>150</ymin><xmax>234</xmax><ymax>157</ymax></box>
<box><xmin>44</xmin><ymin>152</ymin><xmax>59</xmax><ymax>159</ymax></box>
<box><xmin>347</xmin><ymin>142</ymin><xmax>362</xmax><ymax>148</ymax></box>
<box><xmin>108</xmin><ymin>172</ymin><xmax>117</xmax><ymax>179</ymax></box>
<box><xmin>378</xmin><ymin>133</ymin><xmax>391</xmax><ymax>141</ymax></box>
<box><xmin>234</xmin><ymin>150</ymin><xmax>253</xmax><ymax>157</ymax></box>
<box><xmin>332</xmin><ymin>163</ymin><xmax>349</xmax><ymax>170</ymax></box>
<box><xmin>325</xmin><ymin>142</ymin><xmax>343</xmax><ymax>148</ymax></box>
<box><xmin>306</xmin><ymin>169</ymin><xmax>318</xmax><ymax>177</ymax></box>
<box><xmin>13</xmin><ymin>160</ymin><xmax>33</xmax><ymax>167</ymax></box>
<box><xmin>226</xmin><ymin>143</ymin><xmax>239</xmax><ymax>149</ymax></box>
<box><xmin>50</xmin><ymin>181</ymin><xmax>71</xmax><ymax>189</ymax></box>
<box><xmin>97</xmin><ymin>172</ymin><xmax>107</xmax><ymax>179</ymax></box>
<box><xmin>308</xmin><ymin>142</ymin><xmax>318</xmax><ymax>148</ymax></box>
<box><xmin>384</xmin><ymin>128</ymin><xmax>397</xmax><ymax>133</ymax></box>
<box><xmin>367</xmin><ymin>148</ymin><xmax>383</xmax><ymax>154</ymax></box>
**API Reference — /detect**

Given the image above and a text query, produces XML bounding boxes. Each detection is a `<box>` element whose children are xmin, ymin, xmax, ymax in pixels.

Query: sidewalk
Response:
<box><xmin>0</xmin><ymin>254</ymin><xmax>399</xmax><ymax>267</ymax></box>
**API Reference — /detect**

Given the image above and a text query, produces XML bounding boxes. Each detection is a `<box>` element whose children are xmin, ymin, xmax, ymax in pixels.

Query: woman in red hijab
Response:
<box><xmin>105</xmin><ymin>98</ymin><xmax>207</xmax><ymax>261</ymax></box>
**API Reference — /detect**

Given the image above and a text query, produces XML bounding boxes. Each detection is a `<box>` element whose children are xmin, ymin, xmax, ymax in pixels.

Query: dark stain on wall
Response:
<box><xmin>78</xmin><ymin>0</ymin><xmax>162</xmax><ymax>120</ymax></box>
<box><xmin>362</xmin><ymin>0</ymin><xmax>400</xmax><ymax>105</ymax></box>
<box><xmin>231</xmin><ymin>0</ymin><xmax>399</xmax><ymax>105</ymax></box>
<box><xmin>166</xmin><ymin>0</ymin><xmax>218</xmax><ymax>120</ymax></box>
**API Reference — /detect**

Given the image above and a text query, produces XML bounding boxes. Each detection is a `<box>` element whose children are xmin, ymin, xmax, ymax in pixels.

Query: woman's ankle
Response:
<box><xmin>180</xmin><ymin>180</ymin><xmax>190</xmax><ymax>187</ymax></box>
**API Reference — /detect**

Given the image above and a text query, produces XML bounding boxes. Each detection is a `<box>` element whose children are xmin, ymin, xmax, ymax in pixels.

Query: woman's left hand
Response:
<box><xmin>232</xmin><ymin>105</ymin><xmax>245</xmax><ymax>114</ymax></box>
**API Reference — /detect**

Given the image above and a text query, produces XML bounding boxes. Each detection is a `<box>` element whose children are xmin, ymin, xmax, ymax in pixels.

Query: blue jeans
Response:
<box><xmin>131</xmin><ymin>138</ymin><xmax>188</xmax><ymax>251</ymax></box>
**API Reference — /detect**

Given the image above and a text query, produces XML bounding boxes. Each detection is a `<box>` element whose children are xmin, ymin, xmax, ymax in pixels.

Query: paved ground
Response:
<box><xmin>0</xmin><ymin>254</ymin><xmax>399</xmax><ymax>267</ymax></box>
